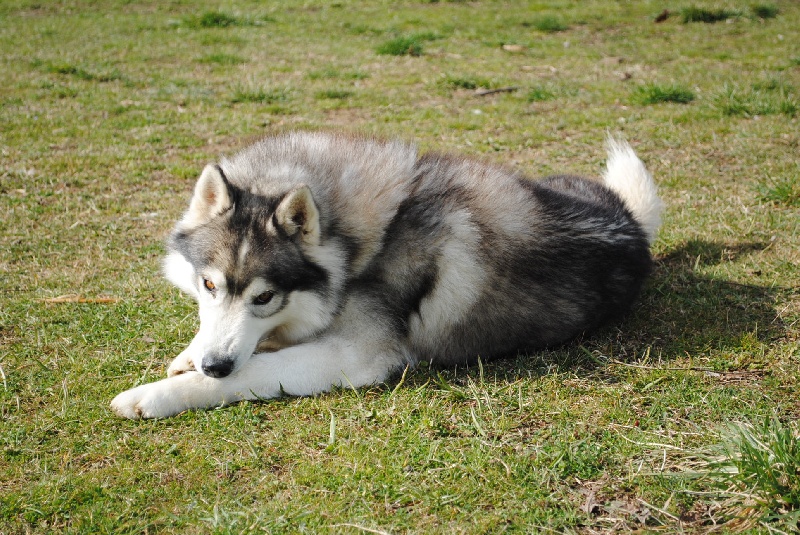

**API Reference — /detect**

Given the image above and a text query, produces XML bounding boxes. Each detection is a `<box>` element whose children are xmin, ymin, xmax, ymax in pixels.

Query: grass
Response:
<box><xmin>307</xmin><ymin>68</ymin><xmax>369</xmax><ymax>81</ymax></box>
<box><xmin>198</xmin><ymin>53</ymin><xmax>246</xmax><ymax>65</ymax></box>
<box><xmin>714</xmin><ymin>84</ymin><xmax>798</xmax><ymax>117</ymax></box>
<box><xmin>633</xmin><ymin>83</ymin><xmax>696</xmax><ymax>105</ymax></box>
<box><xmin>441</xmin><ymin>74</ymin><xmax>493</xmax><ymax>91</ymax></box>
<box><xmin>230</xmin><ymin>84</ymin><xmax>290</xmax><ymax>105</ymax></box>
<box><xmin>523</xmin><ymin>15</ymin><xmax>569</xmax><ymax>33</ymax></box>
<box><xmin>751</xmin><ymin>3</ymin><xmax>779</xmax><ymax>19</ymax></box>
<box><xmin>527</xmin><ymin>86</ymin><xmax>557</xmax><ymax>102</ymax></box>
<box><xmin>692</xmin><ymin>417</ymin><xmax>800</xmax><ymax>531</ymax></box>
<box><xmin>757</xmin><ymin>175</ymin><xmax>800</xmax><ymax>207</ymax></box>
<box><xmin>34</xmin><ymin>60</ymin><xmax>126</xmax><ymax>84</ymax></box>
<box><xmin>376</xmin><ymin>35</ymin><xmax>425</xmax><ymax>56</ymax></box>
<box><xmin>681</xmin><ymin>4</ymin><xmax>781</xmax><ymax>22</ymax></box>
<box><xmin>315</xmin><ymin>89</ymin><xmax>354</xmax><ymax>100</ymax></box>
<box><xmin>681</xmin><ymin>6</ymin><xmax>742</xmax><ymax>23</ymax></box>
<box><xmin>1</xmin><ymin>0</ymin><xmax>799</xmax><ymax>533</ymax></box>
<box><xmin>183</xmin><ymin>10</ymin><xmax>274</xmax><ymax>29</ymax></box>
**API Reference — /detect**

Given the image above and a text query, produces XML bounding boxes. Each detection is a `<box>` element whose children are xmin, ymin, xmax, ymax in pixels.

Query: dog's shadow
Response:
<box><xmin>432</xmin><ymin>239</ymin><xmax>786</xmax><ymax>382</ymax></box>
<box><xmin>625</xmin><ymin>239</ymin><xmax>783</xmax><ymax>360</ymax></box>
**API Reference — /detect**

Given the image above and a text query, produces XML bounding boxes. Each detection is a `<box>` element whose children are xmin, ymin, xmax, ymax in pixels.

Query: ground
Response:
<box><xmin>0</xmin><ymin>1</ymin><xmax>798</xmax><ymax>533</ymax></box>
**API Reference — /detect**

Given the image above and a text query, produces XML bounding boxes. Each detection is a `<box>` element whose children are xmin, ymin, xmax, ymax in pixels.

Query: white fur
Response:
<box><xmin>181</xmin><ymin>164</ymin><xmax>231</xmax><ymax>229</ymax></box>
<box><xmin>408</xmin><ymin>210</ymin><xmax>485</xmax><ymax>348</ymax></box>
<box><xmin>602</xmin><ymin>136</ymin><xmax>664</xmax><ymax>244</ymax></box>
<box><xmin>111</xmin><ymin>333</ymin><xmax>403</xmax><ymax>419</ymax></box>
<box><xmin>163</xmin><ymin>251</ymin><xmax>199</xmax><ymax>298</ymax></box>
<box><xmin>193</xmin><ymin>274</ymin><xmax>279</xmax><ymax>375</ymax></box>
<box><xmin>236</xmin><ymin>238</ymin><xmax>250</xmax><ymax>268</ymax></box>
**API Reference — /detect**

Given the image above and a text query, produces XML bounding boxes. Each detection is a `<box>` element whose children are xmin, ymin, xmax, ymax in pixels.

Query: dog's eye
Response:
<box><xmin>202</xmin><ymin>278</ymin><xmax>216</xmax><ymax>292</ymax></box>
<box><xmin>253</xmin><ymin>291</ymin><xmax>274</xmax><ymax>305</ymax></box>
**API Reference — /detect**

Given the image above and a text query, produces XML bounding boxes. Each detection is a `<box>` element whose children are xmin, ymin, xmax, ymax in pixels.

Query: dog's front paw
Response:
<box><xmin>167</xmin><ymin>355</ymin><xmax>195</xmax><ymax>377</ymax></box>
<box><xmin>110</xmin><ymin>380</ymin><xmax>186</xmax><ymax>419</ymax></box>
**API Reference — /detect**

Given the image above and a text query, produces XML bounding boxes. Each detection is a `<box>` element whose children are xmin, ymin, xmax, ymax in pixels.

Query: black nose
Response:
<box><xmin>202</xmin><ymin>358</ymin><xmax>234</xmax><ymax>378</ymax></box>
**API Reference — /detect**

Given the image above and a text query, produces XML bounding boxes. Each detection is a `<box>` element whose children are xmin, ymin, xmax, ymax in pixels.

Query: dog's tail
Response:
<box><xmin>602</xmin><ymin>136</ymin><xmax>664</xmax><ymax>244</ymax></box>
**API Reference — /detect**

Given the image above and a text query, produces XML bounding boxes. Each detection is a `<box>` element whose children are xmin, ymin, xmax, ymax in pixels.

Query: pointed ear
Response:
<box><xmin>274</xmin><ymin>185</ymin><xmax>320</xmax><ymax>246</ymax></box>
<box><xmin>181</xmin><ymin>165</ymin><xmax>232</xmax><ymax>228</ymax></box>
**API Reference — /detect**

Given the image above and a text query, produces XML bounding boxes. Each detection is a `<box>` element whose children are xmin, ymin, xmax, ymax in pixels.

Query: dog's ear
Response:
<box><xmin>274</xmin><ymin>185</ymin><xmax>320</xmax><ymax>246</ymax></box>
<box><xmin>181</xmin><ymin>165</ymin><xmax>233</xmax><ymax>228</ymax></box>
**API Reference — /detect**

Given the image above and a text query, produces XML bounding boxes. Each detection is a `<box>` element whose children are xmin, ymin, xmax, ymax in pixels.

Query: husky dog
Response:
<box><xmin>111</xmin><ymin>132</ymin><xmax>663</xmax><ymax>419</ymax></box>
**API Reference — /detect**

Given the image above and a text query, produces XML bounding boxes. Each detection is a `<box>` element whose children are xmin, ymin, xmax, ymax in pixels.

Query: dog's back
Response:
<box><xmin>355</xmin><ymin>146</ymin><xmax>657</xmax><ymax>365</ymax></box>
<box><xmin>222</xmin><ymin>132</ymin><xmax>660</xmax><ymax>366</ymax></box>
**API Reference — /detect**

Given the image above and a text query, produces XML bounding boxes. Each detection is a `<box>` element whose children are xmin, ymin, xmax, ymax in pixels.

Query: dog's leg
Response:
<box><xmin>166</xmin><ymin>333</ymin><xmax>202</xmax><ymax>377</ymax></box>
<box><xmin>111</xmin><ymin>337</ymin><xmax>406</xmax><ymax>419</ymax></box>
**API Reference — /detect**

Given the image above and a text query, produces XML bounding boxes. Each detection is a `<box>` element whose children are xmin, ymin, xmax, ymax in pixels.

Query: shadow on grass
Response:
<box><xmin>630</xmin><ymin>239</ymin><xmax>782</xmax><ymax>358</ymax></box>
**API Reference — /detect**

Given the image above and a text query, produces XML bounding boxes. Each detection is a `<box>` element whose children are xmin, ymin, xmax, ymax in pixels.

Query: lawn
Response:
<box><xmin>1</xmin><ymin>0</ymin><xmax>798</xmax><ymax>532</ymax></box>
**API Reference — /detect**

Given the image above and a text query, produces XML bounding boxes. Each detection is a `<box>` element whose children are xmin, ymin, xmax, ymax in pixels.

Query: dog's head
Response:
<box><xmin>164</xmin><ymin>164</ymin><xmax>335</xmax><ymax>378</ymax></box>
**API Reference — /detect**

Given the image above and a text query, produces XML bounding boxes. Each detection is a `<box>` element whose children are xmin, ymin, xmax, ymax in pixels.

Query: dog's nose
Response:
<box><xmin>201</xmin><ymin>358</ymin><xmax>234</xmax><ymax>378</ymax></box>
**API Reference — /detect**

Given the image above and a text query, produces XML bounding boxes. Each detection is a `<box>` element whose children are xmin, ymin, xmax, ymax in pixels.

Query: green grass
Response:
<box><xmin>1</xmin><ymin>0</ymin><xmax>799</xmax><ymax>533</ymax></box>
<box><xmin>198</xmin><ymin>53</ymin><xmax>246</xmax><ymax>65</ymax></box>
<box><xmin>315</xmin><ymin>89</ymin><xmax>354</xmax><ymax>100</ymax></box>
<box><xmin>307</xmin><ymin>68</ymin><xmax>369</xmax><ymax>81</ymax></box>
<box><xmin>633</xmin><ymin>83</ymin><xmax>696</xmax><ymax>105</ymax></box>
<box><xmin>230</xmin><ymin>84</ymin><xmax>290</xmax><ymax>105</ymax></box>
<box><xmin>527</xmin><ymin>85</ymin><xmax>557</xmax><ymax>102</ymax></box>
<box><xmin>714</xmin><ymin>84</ymin><xmax>798</xmax><ymax>117</ymax></box>
<box><xmin>751</xmin><ymin>3</ymin><xmax>779</xmax><ymax>19</ymax></box>
<box><xmin>441</xmin><ymin>74</ymin><xmax>493</xmax><ymax>91</ymax></box>
<box><xmin>34</xmin><ymin>60</ymin><xmax>126</xmax><ymax>84</ymax></box>
<box><xmin>681</xmin><ymin>6</ymin><xmax>741</xmax><ymax>23</ymax></box>
<box><xmin>523</xmin><ymin>15</ymin><xmax>569</xmax><ymax>33</ymax></box>
<box><xmin>183</xmin><ymin>10</ymin><xmax>274</xmax><ymax>29</ymax></box>
<box><xmin>757</xmin><ymin>175</ymin><xmax>800</xmax><ymax>207</ymax></box>
<box><xmin>188</xmin><ymin>11</ymin><xmax>241</xmax><ymax>28</ymax></box>
<box><xmin>692</xmin><ymin>417</ymin><xmax>800</xmax><ymax>531</ymax></box>
<box><xmin>376</xmin><ymin>35</ymin><xmax>425</xmax><ymax>56</ymax></box>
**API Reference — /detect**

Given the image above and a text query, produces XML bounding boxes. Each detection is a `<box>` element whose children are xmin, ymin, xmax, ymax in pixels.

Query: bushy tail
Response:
<box><xmin>602</xmin><ymin>136</ymin><xmax>664</xmax><ymax>244</ymax></box>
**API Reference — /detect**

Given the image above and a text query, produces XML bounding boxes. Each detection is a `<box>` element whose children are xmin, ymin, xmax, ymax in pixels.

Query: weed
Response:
<box><xmin>376</xmin><ymin>35</ymin><xmax>424</xmax><ymax>56</ymax></box>
<box><xmin>197</xmin><ymin>11</ymin><xmax>239</xmax><ymax>28</ymax></box>
<box><xmin>231</xmin><ymin>85</ymin><xmax>289</xmax><ymax>104</ymax></box>
<box><xmin>441</xmin><ymin>75</ymin><xmax>492</xmax><ymax>91</ymax></box>
<box><xmin>756</xmin><ymin>175</ymin><xmax>800</xmax><ymax>207</ymax></box>
<box><xmin>307</xmin><ymin>69</ymin><xmax>369</xmax><ymax>81</ymax></box>
<box><xmin>198</xmin><ymin>53</ymin><xmax>246</xmax><ymax>65</ymax></box>
<box><xmin>410</xmin><ymin>31</ymin><xmax>443</xmax><ymax>42</ymax></box>
<box><xmin>750</xmin><ymin>3</ymin><xmax>779</xmax><ymax>19</ymax></box>
<box><xmin>45</xmin><ymin>62</ymin><xmax>123</xmax><ymax>83</ymax></box>
<box><xmin>699</xmin><ymin>417</ymin><xmax>800</xmax><ymax>531</ymax></box>
<box><xmin>633</xmin><ymin>83</ymin><xmax>695</xmax><ymax>105</ymax></box>
<box><xmin>527</xmin><ymin>86</ymin><xmax>556</xmax><ymax>102</ymax></box>
<box><xmin>714</xmin><ymin>84</ymin><xmax>798</xmax><ymax>117</ymax></box>
<box><xmin>315</xmin><ymin>89</ymin><xmax>353</xmax><ymax>99</ymax></box>
<box><xmin>681</xmin><ymin>7</ymin><xmax>740</xmax><ymax>23</ymax></box>
<box><xmin>48</xmin><ymin>63</ymin><xmax>95</xmax><ymax>80</ymax></box>
<box><xmin>183</xmin><ymin>11</ymin><xmax>270</xmax><ymax>29</ymax></box>
<box><xmin>524</xmin><ymin>15</ymin><xmax>569</xmax><ymax>33</ymax></box>
<box><xmin>752</xmin><ymin>77</ymin><xmax>792</xmax><ymax>92</ymax></box>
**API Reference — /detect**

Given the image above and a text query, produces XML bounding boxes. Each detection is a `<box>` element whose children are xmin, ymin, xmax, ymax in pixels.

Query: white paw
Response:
<box><xmin>110</xmin><ymin>380</ymin><xmax>186</xmax><ymax>419</ymax></box>
<box><xmin>167</xmin><ymin>355</ymin><xmax>195</xmax><ymax>377</ymax></box>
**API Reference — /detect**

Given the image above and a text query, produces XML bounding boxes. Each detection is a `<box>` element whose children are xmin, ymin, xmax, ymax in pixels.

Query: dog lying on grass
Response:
<box><xmin>112</xmin><ymin>132</ymin><xmax>662</xmax><ymax>419</ymax></box>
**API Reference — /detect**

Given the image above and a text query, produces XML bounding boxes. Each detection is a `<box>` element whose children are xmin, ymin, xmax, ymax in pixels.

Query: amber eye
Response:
<box><xmin>253</xmin><ymin>291</ymin><xmax>274</xmax><ymax>306</ymax></box>
<box><xmin>202</xmin><ymin>278</ymin><xmax>216</xmax><ymax>292</ymax></box>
